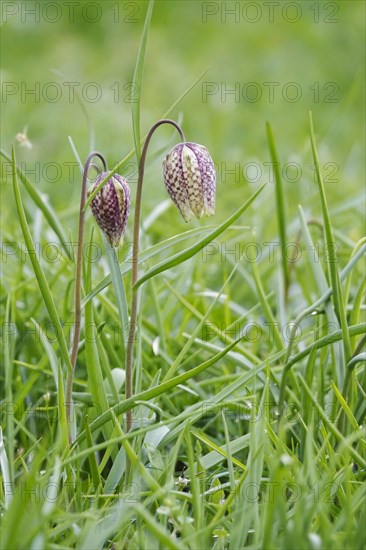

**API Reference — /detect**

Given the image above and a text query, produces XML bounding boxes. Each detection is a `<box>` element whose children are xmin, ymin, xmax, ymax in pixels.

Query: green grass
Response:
<box><xmin>1</xmin><ymin>1</ymin><xmax>365</xmax><ymax>549</ymax></box>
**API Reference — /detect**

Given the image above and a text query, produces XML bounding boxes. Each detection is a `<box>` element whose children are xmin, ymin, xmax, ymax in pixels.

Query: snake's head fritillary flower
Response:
<box><xmin>163</xmin><ymin>142</ymin><xmax>216</xmax><ymax>222</ymax></box>
<box><xmin>88</xmin><ymin>173</ymin><xmax>130</xmax><ymax>247</ymax></box>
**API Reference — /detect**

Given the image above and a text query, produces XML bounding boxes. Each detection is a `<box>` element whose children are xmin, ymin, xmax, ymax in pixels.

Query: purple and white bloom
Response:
<box><xmin>88</xmin><ymin>173</ymin><xmax>130</xmax><ymax>247</ymax></box>
<box><xmin>163</xmin><ymin>142</ymin><xmax>216</xmax><ymax>222</ymax></box>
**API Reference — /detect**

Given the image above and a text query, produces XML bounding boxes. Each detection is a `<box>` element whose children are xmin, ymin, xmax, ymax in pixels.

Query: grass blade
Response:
<box><xmin>84</xmin><ymin>417</ymin><xmax>102</xmax><ymax>491</ymax></box>
<box><xmin>185</xmin><ymin>426</ymin><xmax>203</xmax><ymax>542</ymax></box>
<box><xmin>3</xmin><ymin>295</ymin><xmax>14</xmax><ymax>487</ymax></box>
<box><xmin>266</xmin><ymin>122</ymin><xmax>289</xmax><ymax>293</ymax></box>
<box><xmin>192</xmin><ymin>429</ymin><xmax>247</xmax><ymax>471</ymax></box>
<box><xmin>104</xmin><ymin>239</ymin><xmax>129</xmax><ymax>348</ymax></box>
<box><xmin>309</xmin><ymin>112</ymin><xmax>351</xmax><ymax>380</ymax></box>
<box><xmin>298</xmin><ymin>205</ymin><xmax>343</xmax><ymax>379</ymax></box>
<box><xmin>84</xmin><ymin>234</ymin><xmax>111</xmax><ymax>430</ymax></box>
<box><xmin>57</xmin><ymin>361</ymin><xmax>69</xmax><ymax>448</ymax></box>
<box><xmin>134</xmin><ymin>184</ymin><xmax>266</xmax><ymax>289</ymax></box>
<box><xmin>251</xmin><ymin>257</ymin><xmax>284</xmax><ymax>351</ymax></box>
<box><xmin>131</xmin><ymin>0</ymin><xmax>154</xmax><ymax>160</ymax></box>
<box><xmin>11</xmin><ymin>146</ymin><xmax>72</xmax><ymax>374</ymax></box>
<box><xmin>331</xmin><ymin>381</ymin><xmax>359</xmax><ymax>432</ymax></box>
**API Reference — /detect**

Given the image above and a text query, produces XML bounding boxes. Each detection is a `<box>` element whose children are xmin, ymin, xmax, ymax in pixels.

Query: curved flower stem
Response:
<box><xmin>125</xmin><ymin>119</ymin><xmax>185</xmax><ymax>432</ymax></box>
<box><xmin>66</xmin><ymin>151</ymin><xmax>107</xmax><ymax>441</ymax></box>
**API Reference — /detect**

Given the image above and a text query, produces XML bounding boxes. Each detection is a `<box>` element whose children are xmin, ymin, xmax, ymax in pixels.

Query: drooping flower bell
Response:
<box><xmin>88</xmin><ymin>173</ymin><xmax>130</xmax><ymax>247</ymax></box>
<box><xmin>163</xmin><ymin>142</ymin><xmax>216</xmax><ymax>222</ymax></box>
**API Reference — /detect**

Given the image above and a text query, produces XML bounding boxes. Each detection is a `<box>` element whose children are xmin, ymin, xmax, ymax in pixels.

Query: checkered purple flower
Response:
<box><xmin>163</xmin><ymin>142</ymin><xmax>216</xmax><ymax>222</ymax></box>
<box><xmin>88</xmin><ymin>173</ymin><xmax>130</xmax><ymax>247</ymax></box>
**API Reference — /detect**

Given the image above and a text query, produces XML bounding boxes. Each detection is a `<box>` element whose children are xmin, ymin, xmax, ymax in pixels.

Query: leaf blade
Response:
<box><xmin>134</xmin><ymin>183</ymin><xmax>267</xmax><ymax>289</ymax></box>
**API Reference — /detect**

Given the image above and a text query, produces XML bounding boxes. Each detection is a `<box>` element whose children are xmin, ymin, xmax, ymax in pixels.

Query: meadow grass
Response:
<box><xmin>1</xmin><ymin>1</ymin><xmax>365</xmax><ymax>549</ymax></box>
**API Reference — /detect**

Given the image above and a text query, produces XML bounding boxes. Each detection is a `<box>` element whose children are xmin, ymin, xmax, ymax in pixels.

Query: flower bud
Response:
<box><xmin>163</xmin><ymin>142</ymin><xmax>216</xmax><ymax>222</ymax></box>
<box><xmin>88</xmin><ymin>173</ymin><xmax>130</xmax><ymax>247</ymax></box>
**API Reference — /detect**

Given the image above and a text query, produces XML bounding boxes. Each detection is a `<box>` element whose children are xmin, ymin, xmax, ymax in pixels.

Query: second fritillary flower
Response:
<box><xmin>163</xmin><ymin>142</ymin><xmax>216</xmax><ymax>222</ymax></box>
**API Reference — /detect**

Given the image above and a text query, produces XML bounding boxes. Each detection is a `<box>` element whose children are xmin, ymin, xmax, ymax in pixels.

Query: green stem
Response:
<box><xmin>66</xmin><ymin>151</ymin><xmax>107</xmax><ymax>441</ymax></box>
<box><xmin>125</xmin><ymin>119</ymin><xmax>185</xmax><ymax>432</ymax></box>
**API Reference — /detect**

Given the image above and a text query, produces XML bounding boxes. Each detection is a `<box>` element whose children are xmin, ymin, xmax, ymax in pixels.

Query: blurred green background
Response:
<box><xmin>1</xmin><ymin>0</ymin><xmax>365</xmax><ymax>247</ymax></box>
